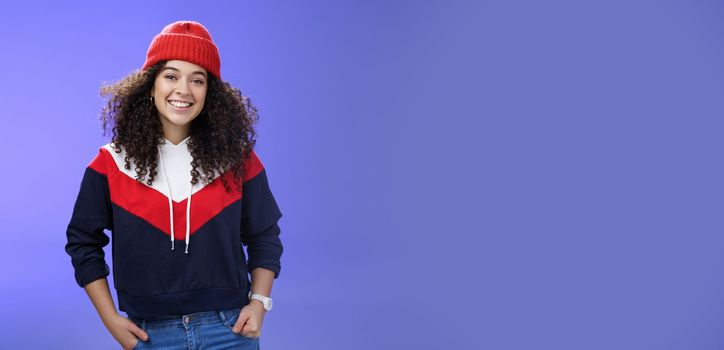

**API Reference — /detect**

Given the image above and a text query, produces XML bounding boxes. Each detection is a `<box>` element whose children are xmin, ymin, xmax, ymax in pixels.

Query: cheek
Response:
<box><xmin>195</xmin><ymin>90</ymin><xmax>208</xmax><ymax>105</ymax></box>
<box><xmin>154</xmin><ymin>86</ymin><xmax>168</xmax><ymax>98</ymax></box>
<box><xmin>153</xmin><ymin>79</ymin><xmax>165</xmax><ymax>92</ymax></box>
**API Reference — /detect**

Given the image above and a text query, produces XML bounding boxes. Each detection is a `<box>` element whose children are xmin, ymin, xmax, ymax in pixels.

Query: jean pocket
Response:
<box><xmin>221</xmin><ymin>308</ymin><xmax>259</xmax><ymax>340</ymax></box>
<box><xmin>128</xmin><ymin>317</ymin><xmax>146</xmax><ymax>331</ymax></box>
<box><xmin>221</xmin><ymin>308</ymin><xmax>241</xmax><ymax>328</ymax></box>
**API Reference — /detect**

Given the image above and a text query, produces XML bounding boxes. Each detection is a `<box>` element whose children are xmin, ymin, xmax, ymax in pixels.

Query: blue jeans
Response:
<box><xmin>127</xmin><ymin>307</ymin><xmax>260</xmax><ymax>350</ymax></box>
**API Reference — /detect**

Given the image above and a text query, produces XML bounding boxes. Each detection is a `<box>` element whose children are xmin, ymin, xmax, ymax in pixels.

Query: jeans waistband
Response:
<box><xmin>127</xmin><ymin>307</ymin><xmax>241</xmax><ymax>326</ymax></box>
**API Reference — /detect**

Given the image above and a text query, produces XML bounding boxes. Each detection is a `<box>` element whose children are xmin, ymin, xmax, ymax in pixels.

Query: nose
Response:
<box><xmin>175</xmin><ymin>85</ymin><xmax>190</xmax><ymax>96</ymax></box>
<box><xmin>174</xmin><ymin>78</ymin><xmax>192</xmax><ymax>95</ymax></box>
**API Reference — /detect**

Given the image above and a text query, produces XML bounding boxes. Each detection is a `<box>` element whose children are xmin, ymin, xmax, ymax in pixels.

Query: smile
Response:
<box><xmin>168</xmin><ymin>100</ymin><xmax>194</xmax><ymax>110</ymax></box>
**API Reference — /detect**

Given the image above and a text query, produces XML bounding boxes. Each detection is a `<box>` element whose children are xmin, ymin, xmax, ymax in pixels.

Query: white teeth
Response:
<box><xmin>169</xmin><ymin>101</ymin><xmax>192</xmax><ymax>108</ymax></box>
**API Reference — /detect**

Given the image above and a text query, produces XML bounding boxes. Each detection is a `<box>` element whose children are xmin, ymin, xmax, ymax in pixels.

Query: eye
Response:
<box><xmin>164</xmin><ymin>74</ymin><xmax>177</xmax><ymax>80</ymax></box>
<box><xmin>193</xmin><ymin>79</ymin><xmax>205</xmax><ymax>85</ymax></box>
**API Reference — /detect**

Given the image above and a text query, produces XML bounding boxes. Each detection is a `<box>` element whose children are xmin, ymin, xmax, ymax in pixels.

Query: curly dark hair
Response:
<box><xmin>99</xmin><ymin>60</ymin><xmax>259</xmax><ymax>194</ymax></box>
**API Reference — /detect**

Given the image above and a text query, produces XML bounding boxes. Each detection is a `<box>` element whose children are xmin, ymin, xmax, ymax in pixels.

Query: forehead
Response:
<box><xmin>162</xmin><ymin>60</ymin><xmax>207</xmax><ymax>76</ymax></box>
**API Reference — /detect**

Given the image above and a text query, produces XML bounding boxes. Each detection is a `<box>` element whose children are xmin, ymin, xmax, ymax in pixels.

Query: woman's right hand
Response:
<box><xmin>103</xmin><ymin>313</ymin><xmax>149</xmax><ymax>350</ymax></box>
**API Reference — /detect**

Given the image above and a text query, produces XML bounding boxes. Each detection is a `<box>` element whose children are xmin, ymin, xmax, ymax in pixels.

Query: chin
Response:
<box><xmin>163</xmin><ymin>115</ymin><xmax>197</xmax><ymax>127</ymax></box>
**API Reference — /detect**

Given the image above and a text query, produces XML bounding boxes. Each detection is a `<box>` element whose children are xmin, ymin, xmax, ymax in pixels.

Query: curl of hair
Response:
<box><xmin>99</xmin><ymin>61</ymin><xmax>258</xmax><ymax>194</ymax></box>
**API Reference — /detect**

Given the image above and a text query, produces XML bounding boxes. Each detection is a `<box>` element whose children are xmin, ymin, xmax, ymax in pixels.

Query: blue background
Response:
<box><xmin>1</xmin><ymin>0</ymin><xmax>724</xmax><ymax>349</ymax></box>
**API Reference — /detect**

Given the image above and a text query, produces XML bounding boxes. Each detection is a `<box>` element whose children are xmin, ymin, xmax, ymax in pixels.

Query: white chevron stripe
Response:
<box><xmin>101</xmin><ymin>139</ymin><xmax>221</xmax><ymax>202</ymax></box>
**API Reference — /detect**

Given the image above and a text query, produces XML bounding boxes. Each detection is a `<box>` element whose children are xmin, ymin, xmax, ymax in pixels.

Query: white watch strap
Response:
<box><xmin>248</xmin><ymin>291</ymin><xmax>273</xmax><ymax>311</ymax></box>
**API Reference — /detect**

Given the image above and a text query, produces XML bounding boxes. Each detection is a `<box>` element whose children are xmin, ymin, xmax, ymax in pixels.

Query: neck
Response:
<box><xmin>161</xmin><ymin>121</ymin><xmax>190</xmax><ymax>145</ymax></box>
<box><xmin>164</xmin><ymin>134</ymin><xmax>189</xmax><ymax>145</ymax></box>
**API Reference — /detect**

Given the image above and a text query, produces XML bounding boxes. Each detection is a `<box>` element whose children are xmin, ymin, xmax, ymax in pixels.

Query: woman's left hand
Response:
<box><xmin>232</xmin><ymin>300</ymin><xmax>266</xmax><ymax>338</ymax></box>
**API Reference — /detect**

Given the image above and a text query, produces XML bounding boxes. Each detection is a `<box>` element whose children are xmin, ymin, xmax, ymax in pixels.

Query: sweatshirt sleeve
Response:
<box><xmin>241</xmin><ymin>150</ymin><xmax>284</xmax><ymax>279</ymax></box>
<box><xmin>65</xmin><ymin>148</ymin><xmax>113</xmax><ymax>288</ymax></box>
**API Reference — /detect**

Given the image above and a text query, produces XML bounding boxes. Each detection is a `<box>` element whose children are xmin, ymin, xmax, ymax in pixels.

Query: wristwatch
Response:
<box><xmin>248</xmin><ymin>291</ymin><xmax>273</xmax><ymax>311</ymax></box>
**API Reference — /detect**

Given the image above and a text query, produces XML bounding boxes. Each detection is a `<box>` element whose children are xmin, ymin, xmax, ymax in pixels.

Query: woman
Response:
<box><xmin>64</xmin><ymin>20</ymin><xmax>283</xmax><ymax>350</ymax></box>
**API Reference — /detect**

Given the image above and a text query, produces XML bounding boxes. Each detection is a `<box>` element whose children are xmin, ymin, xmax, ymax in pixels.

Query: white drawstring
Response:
<box><xmin>158</xmin><ymin>145</ymin><xmax>193</xmax><ymax>254</ymax></box>
<box><xmin>185</xmin><ymin>178</ymin><xmax>192</xmax><ymax>254</ymax></box>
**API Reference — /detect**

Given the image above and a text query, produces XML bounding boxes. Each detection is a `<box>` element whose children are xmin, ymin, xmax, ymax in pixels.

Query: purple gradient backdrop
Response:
<box><xmin>2</xmin><ymin>0</ymin><xmax>724</xmax><ymax>349</ymax></box>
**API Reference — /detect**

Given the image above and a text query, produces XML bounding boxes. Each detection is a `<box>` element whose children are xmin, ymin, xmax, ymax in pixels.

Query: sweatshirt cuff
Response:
<box><xmin>74</xmin><ymin>262</ymin><xmax>110</xmax><ymax>288</ymax></box>
<box><xmin>248</xmin><ymin>259</ymin><xmax>281</xmax><ymax>279</ymax></box>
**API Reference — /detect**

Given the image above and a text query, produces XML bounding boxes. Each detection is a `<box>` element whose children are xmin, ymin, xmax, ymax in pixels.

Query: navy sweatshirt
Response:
<box><xmin>65</xmin><ymin>136</ymin><xmax>283</xmax><ymax>318</ymax></box>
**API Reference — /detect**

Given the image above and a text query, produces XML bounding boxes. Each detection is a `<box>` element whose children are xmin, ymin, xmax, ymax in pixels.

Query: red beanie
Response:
<box><xmin>142</xmin><ymin>21</ymin><xmax>221</xmax><ymax>79</ymax></box>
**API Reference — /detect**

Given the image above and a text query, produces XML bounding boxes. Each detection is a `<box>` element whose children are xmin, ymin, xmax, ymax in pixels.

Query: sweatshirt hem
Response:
<box><xmin>119</xmin><ymin>286</ymin><xmax>251</xmax><ymax>318</ymax></box>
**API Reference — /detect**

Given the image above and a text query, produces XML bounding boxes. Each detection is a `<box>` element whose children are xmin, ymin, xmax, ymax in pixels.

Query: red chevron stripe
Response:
<box><xmin>89</xmin><ymin>147</ymin><xmax>264</xmax><ymax>239</ymax></box>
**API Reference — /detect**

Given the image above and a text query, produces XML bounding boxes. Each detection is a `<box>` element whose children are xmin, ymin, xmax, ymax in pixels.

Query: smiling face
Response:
<box><xmin>150</xmin><ymin>60</ymin><xmax>208</xmax><ymax>140</ymax></box>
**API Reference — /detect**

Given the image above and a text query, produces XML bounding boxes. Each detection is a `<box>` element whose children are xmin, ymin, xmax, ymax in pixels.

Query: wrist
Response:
<box><xmin>100</xmin><ymin>311</ymin><xmax>121</xmax><ymax>325</ymax></box>
<box><xmin>249</xmin><ymin>299</ymin><xmax>266</xmax><ymax>311</ymax></box>
<box><xmin>248</xmin><ymin>291</ymin><xmax>273</xmax><ymax>311</ymax></box>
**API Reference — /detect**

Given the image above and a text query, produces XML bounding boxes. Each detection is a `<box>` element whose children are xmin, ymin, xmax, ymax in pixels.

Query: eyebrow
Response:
<box><xmin>162</xmin><ymin>66</ymin><xmax>208</xmax><ymax>78</ymax></box>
